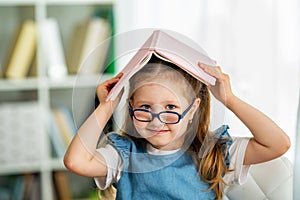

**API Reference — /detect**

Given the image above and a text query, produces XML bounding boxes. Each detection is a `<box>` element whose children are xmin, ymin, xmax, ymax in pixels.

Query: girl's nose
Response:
<box><xmin>151</xmin><ymin>104</ymin><xmax>163</xmax><ymax>113</ymax></box>
<box><xmin>149</xmin><ymin>116</ymin><xmax>164</xmax><ymax>127</ymax></box>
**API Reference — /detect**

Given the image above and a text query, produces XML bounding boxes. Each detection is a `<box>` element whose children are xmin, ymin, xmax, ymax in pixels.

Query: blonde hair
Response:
<box><xmin>121</xmin><ymin>56</ymin><xmax>231</xmax><ymax>200</ymax></box>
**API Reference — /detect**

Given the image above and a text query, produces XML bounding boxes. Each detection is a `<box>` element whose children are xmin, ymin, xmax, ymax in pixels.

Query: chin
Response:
<box><xmin>148</xmin><ymin>136</ymin><xmax>178</xmax><ymax>150</ymax></box>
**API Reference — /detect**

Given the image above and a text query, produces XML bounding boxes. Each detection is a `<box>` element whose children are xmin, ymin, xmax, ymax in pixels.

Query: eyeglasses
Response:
<box><xmin>129</xmin><ymin>99</ymin><xmax>195</xmax><ymax>124</ymax></box>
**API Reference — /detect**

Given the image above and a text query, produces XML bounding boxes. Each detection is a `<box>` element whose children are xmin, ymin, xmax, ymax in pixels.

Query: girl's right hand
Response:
<box><xmin>64</xmin><ymin>73</ymin><xmax>123</xmax><ymax>178</ymax></box>
<box><xmin>96</xmin><ymin>72</ymin><xmax>123</xmax><ymax>110</ymax></box>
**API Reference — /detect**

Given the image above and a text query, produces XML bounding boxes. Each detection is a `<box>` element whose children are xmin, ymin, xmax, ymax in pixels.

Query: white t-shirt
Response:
<box><xmin>94</xmin><ymin>137</ymin><xmax>250</xmax><ymax>190</ymax></box>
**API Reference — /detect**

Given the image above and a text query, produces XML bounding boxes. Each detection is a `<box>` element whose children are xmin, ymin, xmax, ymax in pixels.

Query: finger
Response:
<box><xmin>106</xmin><ymin>75</ymin><xmax>121</xmax><ymax>85</ymax></box>
<box><xmin>198</xmin><ymin>62</ymin><xmax>222</xmax><ymax>79</ymax></box>
<box><xmin>198</xmin><ymin>62</ymin><xmax>215</xmax><ymax>69</ymax></box>
<box><xmin>106</xmin><ymin>72</ymin><xmax>124</xmax><ymax>84</ymax></box>
<box><xmin>115</xmin><ymin>72</ymin><xmax>123</xmax><ymax>79</ymax></box>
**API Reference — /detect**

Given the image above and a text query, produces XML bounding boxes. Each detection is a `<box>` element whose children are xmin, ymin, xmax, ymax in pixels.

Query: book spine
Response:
<box><xmin>53</xmin><ymin>171</ymin><xmax>71</xmax><ymax>200</ymax></box>
<box><xmin>5</xmin><ymin>20</ymin><xmax>37</xmax><ymax>79</ymax></box>
<box><xmin>78</xmin><ymin>18</ymin><xmax>111</xmax><ymax>75</ymax></box>
<box><xmin>40</xmin><ymin>18</ymin><xmax>67</xmax><ymax>80</ymax></box>
<box><xmin>0</xmin><ymin>174</ymin><xmax>40</xmax><ymax>200</ymax></box>
<box><xmin>50</xmin><ymin>105</ymin><xmax>77</xmax><ymax>157</ymax></box>
<box><xmin>66</xmin><ymin>21</ymin><xmax>88</xmax><ymax>74</ymax></box>
<box><xmin>49</xmin><ymin>111</ymin><xmax>67</xmax><ymax>158</ymax></box>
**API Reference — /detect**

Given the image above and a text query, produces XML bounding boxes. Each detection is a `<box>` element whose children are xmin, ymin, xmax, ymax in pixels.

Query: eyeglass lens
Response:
<box><xmin>134</xmin><ymin>110</ymin><xmax>179</xmax><ymax>123</ymax></box>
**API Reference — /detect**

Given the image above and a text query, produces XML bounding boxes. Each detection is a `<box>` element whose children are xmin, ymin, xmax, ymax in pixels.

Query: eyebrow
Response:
<box><xmin>133</xmin><ymin>100</ymin><xmax>181</xmax><ymax>106</ymax></box>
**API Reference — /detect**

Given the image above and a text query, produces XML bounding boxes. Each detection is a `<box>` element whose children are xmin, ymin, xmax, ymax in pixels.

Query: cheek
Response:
<box><xmin>133</xmin><ymin>119</ymin><xmax>148</xmax><ymax>129</ymax></box>
<box><xmin>176</xmin><ymin>120</ymin><xmax>190</xmax><ymax>134</ymax></box>
<box><xmin>132</xmin><ymin>120</ymin><xmax>148</xmax><ymax>135</ymax></box>
<box><xmin>170</xmin><ymin>120</ymin><xmax>189</xmax><ymax>136</ymax></box>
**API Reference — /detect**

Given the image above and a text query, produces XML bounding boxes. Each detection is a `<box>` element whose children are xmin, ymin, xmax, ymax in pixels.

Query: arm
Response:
<box><xmin>199</xmin><ymin>63</ymin><xmax>290</xmax><ymax>165</ymax></box>
<box><xmin>64</xmin><ymin>73</ymin><xmax>123</xmax><ymax>177</ymax></box>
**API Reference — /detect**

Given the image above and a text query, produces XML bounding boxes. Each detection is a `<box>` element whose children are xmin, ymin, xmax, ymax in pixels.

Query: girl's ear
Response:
<box><xmin>189</xmin><ymin>98</ymin><xmax>201</xmax><ymax>120</ymax></box>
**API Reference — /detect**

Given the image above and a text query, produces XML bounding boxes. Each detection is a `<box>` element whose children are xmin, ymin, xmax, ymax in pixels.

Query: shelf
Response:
<box><xmin>0</xmin><ymin>160</ymin><xmax>43</xmax><ymax>175</ymax></box>
<box><xmin>48</xmin><ymin>74</ymin><xmax>112</xmax><ymax>89</ymax></box>
<box><xmin>0</xmin><ymin>74</ymin><xmax>113</xmax><ymax>91</ymax></box>
<box><xmin>0</xmin><ymin>159</ymin><xmax>67</xmax><ymax>175</ymax></box>
<box><xmin>45</xmin><ymin>0</ymin><xmax>113</xmax><ymax>5</ymax></box>
<box><xmin>0</xmin><ymin>1</ymin><xmax>116</xmax><ymax>199</ymax></box>
<box><xmin>0</xmin><ymin>77</ymin><xmax>39</xmax><ymax>91</ymax></box>
<box><xmin>0</xmin><ymin>0</ymin><xmax>113</xmax><ymax>6</ymax></box>
<box><xmin>0</xmin><ymin>0</ymin><xmax>35</xmax><ymax>6</ymax></box>
<box><xmin>48</xmin><ymin>158</ymin><xmax>66</xmax><ymax>171</ymax></box>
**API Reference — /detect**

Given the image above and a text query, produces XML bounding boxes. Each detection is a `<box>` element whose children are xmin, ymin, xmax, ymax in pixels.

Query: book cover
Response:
<box><xmin>106</xmin><ymin>30</ymin><xmax>217</xmax><ymax>101</ymax></box>
<box><xmin>5</xmin><ymin>20</ymin><xmax>37</xmax><ymax>79</ymax></box>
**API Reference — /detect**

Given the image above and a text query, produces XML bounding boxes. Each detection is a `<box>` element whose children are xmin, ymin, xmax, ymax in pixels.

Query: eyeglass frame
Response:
<box><xmin>129</xmin><ymin>99</ymin><xmax>196</xmax><ymax>124</ymax></box>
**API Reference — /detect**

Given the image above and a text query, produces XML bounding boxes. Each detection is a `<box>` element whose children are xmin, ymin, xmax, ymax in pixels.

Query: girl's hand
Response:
<box><xmin>199</xmin><ymin>62</ymin><xmax>290</xmax><ymax>165</ymax></box>
<box><xmin>198</xmin><ymin>62</ymin><xmax>234</xmax><ymax>106</ymax></box>
<box><xmin>96</xmin><ymin>72</ymin><xmax>123</xmax><ymax>110</ymax></box>
<box><xmin>64</xmin><ymin>72</ymin><xmax>123</xmax><ymax>178</ymax></box>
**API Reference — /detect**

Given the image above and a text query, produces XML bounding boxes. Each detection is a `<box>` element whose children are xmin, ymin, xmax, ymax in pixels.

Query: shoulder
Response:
<box><xmin>230</xmin><ymin>137</ymin><xmax>251</xmax><ymax>155</ymax></box>
<box><xmin>107</xmin><ymin>133</ymin><xmax>133</xmax><ymax>150</ymax></box>
<box><xmin>212</xmin><ymin>125</ymin><xmax>232</xmax><ymax>167</ymax></box>
<box><xmin>107</xmin><ymin>133</ymin><xmax>145</xmax><ymax>158</ymax></box>
<box><xmin>213</xmin><ymin>125</ymin><xmax>232</xmax><ymax>145</ymax></box>
<box><xmin>229</xmin><ymin>136</ymin><xmax>251</xmax><ymax>170</ymax></box>
<box><xmin>213</xmin><ymin>125</ymin><xmax>250</xmax><ymax>152</ymax></box>
<box><xmin>214</xmin><ymin>125</ymin><xmax>250</xmax><ymax>167</ymax></box>
<box><xmin>225</xmin><ymin>136</ymin><xmax>251</xmax><ymax>185</ymax></box>
<box><xmin>213</xmin><ymin>125</ymin><xmax>251</xmax><ymax>184</ymax></box>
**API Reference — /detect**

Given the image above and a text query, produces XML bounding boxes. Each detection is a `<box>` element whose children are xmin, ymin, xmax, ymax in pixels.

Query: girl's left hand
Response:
<box><xmin>198</xmin><ymin>62</ymin><xmax>234</xmax><ymax>106</ymax></box>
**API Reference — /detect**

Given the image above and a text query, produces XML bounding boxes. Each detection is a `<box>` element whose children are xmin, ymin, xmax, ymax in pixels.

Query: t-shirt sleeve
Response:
<box><xmin>94</xmin><ymin>144</ymin><xmax>124</xmax><ymax>190</ymax></box>
<box><xmin>223</xmin><ymin>137</ymin><xmax>251</xmax><ymax>185</ymax></box>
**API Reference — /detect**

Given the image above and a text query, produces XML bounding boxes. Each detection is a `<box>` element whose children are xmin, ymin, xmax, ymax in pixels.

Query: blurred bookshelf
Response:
<box><xmin>0</xmin><ymin>0</ymin><xmax>115</xmax><ymax>199</ymax></box>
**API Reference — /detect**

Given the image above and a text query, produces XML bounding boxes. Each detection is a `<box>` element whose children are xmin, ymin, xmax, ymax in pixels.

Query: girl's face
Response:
<box><xmin>130</xmin><ymin>78</ymin><xmax>200</xmax><ymax>150</ymax></box>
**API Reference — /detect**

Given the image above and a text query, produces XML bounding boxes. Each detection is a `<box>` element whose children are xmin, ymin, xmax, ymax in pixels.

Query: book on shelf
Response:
<box><xmin>66</xmin><ymin>20</ymin><xmax>89</xmax><ymax>75</ymax></box>
<box><xmin>4</xmin><ymin>20</ymin><xmax>37</xmax><ymax>79</ymax></box>
<box><xmin>106</xmin><ymin>30</ymin><xmax>217</xmax><ymax>101</ymax></box>
<box><xmin>53</xmin><ymin>171</ymin><xmax>71</xmax><ymax>200</ymax></box>
<box><xmin>0</xmin><ymin>173</ymin><xmax>40</xmax><ymax>200</ymax></box>
<box><xmin>49</xmin><ymin>105</ymin><xmax>76</xmax><ymax>158</ymax></box>
<box><xmin>49</xmin><ymin>111</ymin><xmax>67</xmax><ymax>158</ymax></box>
<box><xmin>93</xmin><ymin>7</ymin><xmax>116</xmax><ymax>74</ymax></box>
<box><xmin>40</xmin><ymin>18</ymin><xmax>68</xmax><ymax>80</ymax></box>
<box><xmin>67</xmin><ymin>17</ymin><xmax>112</xmax><ymax>75</ymax></box>
<box><xmin>28</xmin><ymin>52</ymin><xmax>38</xmax><ymax>77</ymax></box>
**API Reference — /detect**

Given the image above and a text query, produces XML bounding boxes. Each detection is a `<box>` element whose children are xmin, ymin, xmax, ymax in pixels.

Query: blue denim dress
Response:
<box><xmin>108</xmin><ymin>125</ymin><xmax>232</xmax><ymax>200</ymax></box>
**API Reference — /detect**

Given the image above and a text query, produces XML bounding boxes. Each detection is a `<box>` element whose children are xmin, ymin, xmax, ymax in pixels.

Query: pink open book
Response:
<box><xmin>106</xmin><ymin>30</ymin><xmax>217</xmax><ymax>101</ymax></box>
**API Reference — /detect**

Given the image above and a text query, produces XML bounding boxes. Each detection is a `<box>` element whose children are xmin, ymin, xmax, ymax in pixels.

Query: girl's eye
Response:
<box><xmin>166</xmin><ymin>104</ymin><xmax>176</xmax><ymax>110</ymax></box>
<box><xmin>140</xmin><ymin>104</ymin><xmax>151</xmax><ymax>110</ymax></box>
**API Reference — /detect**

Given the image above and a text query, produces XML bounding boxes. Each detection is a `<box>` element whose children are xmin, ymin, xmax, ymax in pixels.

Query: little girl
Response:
<box><xmin>64</xmin><ymin>56</ymin><xmax>290</xmax><ymax>200</ymax></box>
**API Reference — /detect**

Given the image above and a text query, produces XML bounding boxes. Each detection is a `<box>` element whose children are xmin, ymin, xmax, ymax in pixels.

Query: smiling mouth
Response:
<box><xmin>147</xmin><ymin>129</ymin><xmax>170</xmax><ymax>135</ymax></box>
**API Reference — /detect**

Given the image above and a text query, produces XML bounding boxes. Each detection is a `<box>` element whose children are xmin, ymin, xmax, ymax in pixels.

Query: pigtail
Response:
<box><xmin>192</xmin><ymin>85</ymin><xmax>231</xmax><ymax>200</ymax></box>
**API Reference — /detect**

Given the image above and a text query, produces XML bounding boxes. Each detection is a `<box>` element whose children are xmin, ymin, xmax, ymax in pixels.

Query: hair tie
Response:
<box><xmin>215</xmin><ymin>125</ymin><xmax>233</xmax><ymax>168</ymax></box>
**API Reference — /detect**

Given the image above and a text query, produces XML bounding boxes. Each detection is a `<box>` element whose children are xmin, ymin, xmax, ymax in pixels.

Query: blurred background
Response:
<box><xmin>0</xmin><ymin>0</ymin><xmax>299</xmax><ymax>199</ymax></box>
